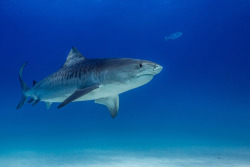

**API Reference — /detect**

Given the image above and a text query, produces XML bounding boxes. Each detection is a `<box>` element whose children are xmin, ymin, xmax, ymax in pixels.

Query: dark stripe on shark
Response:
<box><xmin>62</xmin><ymin>67</ymin><xmax>84</xmax><ymax>80</ymax></box>
<box><xmin>38</xmin><ymin>60</ymin><xmax>104</xmax><ymax>87</ymax></box>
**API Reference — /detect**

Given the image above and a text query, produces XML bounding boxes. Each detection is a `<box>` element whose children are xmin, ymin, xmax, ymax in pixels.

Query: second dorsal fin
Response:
<box><xmin>63</xmin><ymin>47</ymin><xmax>86</xmax><ymax>67</ymax></box>
<box><xmin>33</xmin><ymin>80</ymin><xmax>37</xmax><ymax>86</ymax></box>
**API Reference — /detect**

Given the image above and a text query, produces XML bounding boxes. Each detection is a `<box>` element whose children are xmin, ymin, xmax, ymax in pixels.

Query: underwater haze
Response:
<box><xmin>1</xmin><ymin>0</ymin><xmax>250</xmax><ymax>166</ymax></box>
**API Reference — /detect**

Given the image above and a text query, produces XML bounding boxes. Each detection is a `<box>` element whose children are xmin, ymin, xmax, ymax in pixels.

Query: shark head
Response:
<box><xmin>103</xmin><ymin>58</ymin><xmax>163</xmax><ymax>89</ymax></box>
<box><xmin>133</xmin><ymin>59</ymin><xmax>163</xmax><ymax>77</ymax></box>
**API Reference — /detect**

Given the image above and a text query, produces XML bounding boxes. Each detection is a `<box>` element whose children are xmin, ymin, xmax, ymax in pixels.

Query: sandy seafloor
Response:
<box><xmin>0</xmin><ymin>148</ymin><xmax>250</xmax><ymax>167</ymax></box>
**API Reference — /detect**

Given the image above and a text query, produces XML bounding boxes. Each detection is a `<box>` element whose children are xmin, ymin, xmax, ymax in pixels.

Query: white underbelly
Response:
<box><xmin>77</xmin><ymin>75</ymin><xmax>153</xmax><ymax>101</ymax></box>
<box><xmin>76</xmin><ymin>83</ymin><xmax>133</xmax><ymax>101</ymax></box>
<box><xmin>45</xmin><ymin>75</ymin><xmax>153</xmax><ymax>103</ymax></box>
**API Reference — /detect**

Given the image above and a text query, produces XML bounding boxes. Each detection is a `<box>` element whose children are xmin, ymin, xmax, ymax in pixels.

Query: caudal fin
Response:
<box><xmin>17</xmin><ymin>62</ymin><xmax>29</xmax><ymax>109</ymax></box>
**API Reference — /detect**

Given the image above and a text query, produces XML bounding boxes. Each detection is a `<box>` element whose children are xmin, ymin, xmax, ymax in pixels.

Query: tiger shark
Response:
<box><xmin>17</xmin><ymin>47</ymin><xmax>163</xmax><ymax>118</ymax></box>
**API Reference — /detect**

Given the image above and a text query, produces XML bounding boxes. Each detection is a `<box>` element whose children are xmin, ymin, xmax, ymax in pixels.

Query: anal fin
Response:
<box><xmin>32</xmin><ymin>99</ymin><xmax>40</xmax><ymax>106</ymax></box>
<box><xmin>27</xmin><ymin>97</ymin><xmax>35</xmax><ymax>103</ymax></box>
<box><xmin>95</xmin><ymin>95</ymin><xmax>119</xmax><ymax>118</ymax></box>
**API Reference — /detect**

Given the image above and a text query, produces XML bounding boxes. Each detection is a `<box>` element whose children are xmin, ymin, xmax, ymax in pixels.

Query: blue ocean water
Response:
<box><xmin>0</xmin><ymin>0</ymin><xmax>250</xmax><ymax>166</ymax></box>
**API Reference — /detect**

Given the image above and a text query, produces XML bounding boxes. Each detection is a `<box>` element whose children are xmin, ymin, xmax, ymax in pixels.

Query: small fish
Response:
<box><xmin>164</xmin><ymin>32</ymin><xmax>183</xmax><ymax>40</ymax></box>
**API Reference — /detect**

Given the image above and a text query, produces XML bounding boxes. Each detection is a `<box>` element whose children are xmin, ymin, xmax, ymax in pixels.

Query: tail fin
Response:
<box><xmin>17</xmin><ymin>62</ymin><xmax>29</xmax><ymax>109</ymax></box>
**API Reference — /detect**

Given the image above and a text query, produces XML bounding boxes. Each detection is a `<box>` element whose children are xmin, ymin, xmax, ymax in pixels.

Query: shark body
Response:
<box><xmin>17</xmin><ymin>47</ymin><xmax>163</xmax><ymax>118</ymax></box>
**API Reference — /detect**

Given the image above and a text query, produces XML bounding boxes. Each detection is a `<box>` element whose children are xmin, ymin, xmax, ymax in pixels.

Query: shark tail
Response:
<box><xmin>17</xmin><ymin>62</ymin><xmax>29</xmax><ymax>109</ymax></box>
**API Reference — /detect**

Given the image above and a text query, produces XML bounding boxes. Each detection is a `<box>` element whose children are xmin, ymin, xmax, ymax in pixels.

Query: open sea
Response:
<box><xmin>0</xmin><ymin>0</ymin><xmax>250</xmax><ymax>166</ymax></box>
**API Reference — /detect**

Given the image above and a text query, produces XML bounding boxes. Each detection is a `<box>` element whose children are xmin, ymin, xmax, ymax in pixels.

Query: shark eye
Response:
<box><xmin>139</xmin><ymin>64</ymin><xmax>142</xmax><ymax>68</ymax></box>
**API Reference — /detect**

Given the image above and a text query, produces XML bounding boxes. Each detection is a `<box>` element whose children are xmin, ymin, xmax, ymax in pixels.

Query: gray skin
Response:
<box><xmin>17</xmin><ymin>47</ymin><xmax>163</xmax><ymax>118</ymax></box>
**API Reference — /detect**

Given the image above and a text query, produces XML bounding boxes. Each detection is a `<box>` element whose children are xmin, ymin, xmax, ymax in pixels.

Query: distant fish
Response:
<box><xmin>164</xmin><ymin>32</ymin><xmax>183</xmax><ymax>40</ymax></box>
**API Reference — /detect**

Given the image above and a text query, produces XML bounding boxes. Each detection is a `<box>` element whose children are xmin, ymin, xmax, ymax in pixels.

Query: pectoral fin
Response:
<box><xmin>95</xmin><ymin>95</ymin><xmax>119</xmax><ymax>118</ymax></box>
<box><xmin>58</xmin><ymin>85</ymin><xmax>99</xmax><ymax>108</ymax></box>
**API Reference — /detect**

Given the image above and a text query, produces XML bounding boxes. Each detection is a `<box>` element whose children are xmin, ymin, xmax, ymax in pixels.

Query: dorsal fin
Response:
<box><xmin>63</xmin><ymin>47</ymin><xmax>86</xmax><ymax>67</ymax></box>
<box><xmin>33</xmin><ymin>80</ymin><xmax>37</xmax><ymax>86</ymax></box>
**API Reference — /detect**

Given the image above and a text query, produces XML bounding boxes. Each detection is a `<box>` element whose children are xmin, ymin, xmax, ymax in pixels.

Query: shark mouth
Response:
<box><xmin>135</xmin><ymin>73</ymin><xmax>154</xmax><ymax>77</ymax></box>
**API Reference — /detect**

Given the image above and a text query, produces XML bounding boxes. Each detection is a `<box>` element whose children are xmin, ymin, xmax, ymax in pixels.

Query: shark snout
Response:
<box><xmin>153</xmin><ymin>64</ymin><xmax>163</xmax><ymax>74</ymax></box>
<box><xmin>137</xmin><ymin>60</ymin><xmax>163</xmax><ymax>76</ymax></box>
